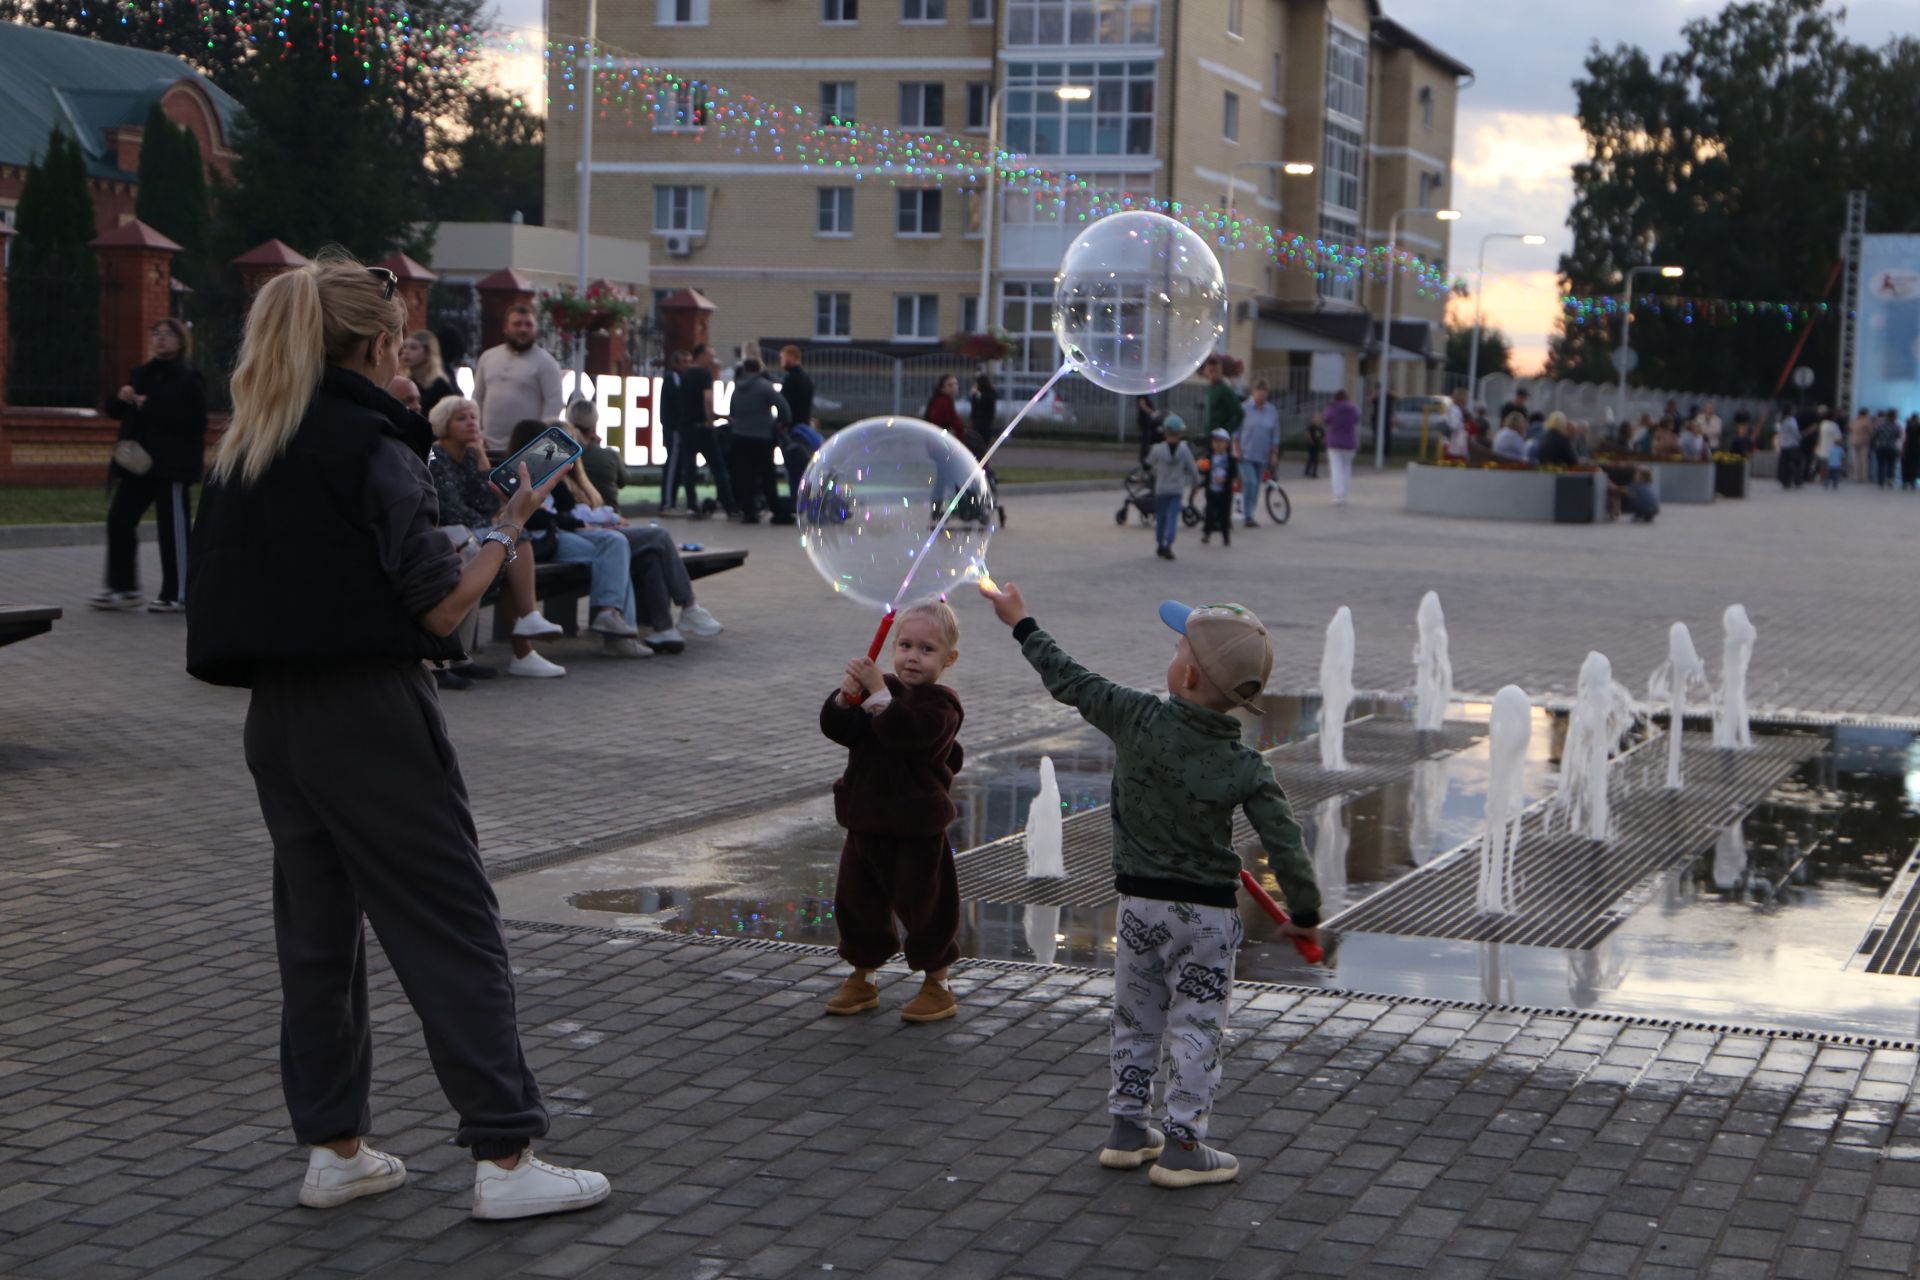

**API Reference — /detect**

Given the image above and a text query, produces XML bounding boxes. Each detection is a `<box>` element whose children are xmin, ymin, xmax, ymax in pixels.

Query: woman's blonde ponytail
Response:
<box><xmin>212</xmin><ymin>250</ymin><xmax>407</xmax><ymax>487</ymax></box>
<box><xmin>214</xmin><ymin>269</ymin><xmax>326</xmax><ymax>486</ymax></box>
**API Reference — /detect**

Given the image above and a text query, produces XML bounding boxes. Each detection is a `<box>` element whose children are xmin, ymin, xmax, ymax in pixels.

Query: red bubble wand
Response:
<box><xmin>1238</xmin><ymin>870</ymin><xmax>1325</xmax><ymax>964</ymax></box>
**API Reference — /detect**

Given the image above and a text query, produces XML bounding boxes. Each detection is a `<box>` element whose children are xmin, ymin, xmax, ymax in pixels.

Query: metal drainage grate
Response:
<box><xmin>1328</xmin><ymin>731</ymin><xmax>1824</xmax><ymax>949</ymax></box>
<box><xmin>1860</xmin><ymin>844</ymin><xmax>1920</xmax><ymax>976</ymax></box>
<box><xmin>954</xmin><ymin>718</ymin><xmax>1483</xmax><ymax>909</ymax></box>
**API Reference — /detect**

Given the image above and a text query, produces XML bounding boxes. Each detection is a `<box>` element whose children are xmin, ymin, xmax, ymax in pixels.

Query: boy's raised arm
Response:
<box><xmin>1244</xmin><ymin>773</ymin><xmax>1321</xmax><ymax>927</ymax></box>
<box><xmin>978</xmin><ymin>582</ymin><xmax>1156</xmax><ymax>737</ymax></box>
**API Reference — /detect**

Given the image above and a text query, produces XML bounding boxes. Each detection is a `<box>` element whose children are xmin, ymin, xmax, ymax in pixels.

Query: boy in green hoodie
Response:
<box><xmin>979</xmin><ymin>582</ymin><xmax>1321</xmax><ymax>1188</ymax></box>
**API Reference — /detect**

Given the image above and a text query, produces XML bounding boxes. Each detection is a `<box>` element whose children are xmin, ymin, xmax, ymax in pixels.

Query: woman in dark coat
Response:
<box><xmin>966</xmin><ymin>373</ymin><xmax>997</xmax><ymax>458</ymax></box>
<box><xmin>94</xmin><ymin>317</ymin><xmax>207</xmax><ymax>612</ymax></box>
<box><xmin>1903</xmin><ymin>414</ymin><xmax>1920</xmax><ymax>491</ymax></box>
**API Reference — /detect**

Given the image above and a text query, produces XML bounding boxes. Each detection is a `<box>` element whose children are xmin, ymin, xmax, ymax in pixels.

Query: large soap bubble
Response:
<box><xmin>1053</xmin><ymin>210</ymin><xmax>1227</xmax><ymax>395</ymax></box>
<box><xmin>796</xmin><ymin>416</ymin><xmax>996</xmax><ymax>611</ymax></box>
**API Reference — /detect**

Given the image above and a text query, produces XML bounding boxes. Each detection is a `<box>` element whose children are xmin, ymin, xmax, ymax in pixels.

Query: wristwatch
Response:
<box><xmin>479</xmin><ymin>528</ymin><xmax>518</xmax><ymax>562</ymax></box>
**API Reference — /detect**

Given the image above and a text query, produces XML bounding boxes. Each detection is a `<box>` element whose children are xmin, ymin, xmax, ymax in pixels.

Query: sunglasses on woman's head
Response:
<box><xmin>366</xmin><ymin>267</ymin><xmax>398</xmax><ymax>301</ymax></box>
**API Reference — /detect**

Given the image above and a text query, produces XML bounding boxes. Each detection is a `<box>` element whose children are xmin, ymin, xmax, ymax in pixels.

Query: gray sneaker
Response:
<box><xmin>89</xmin><ymin>589</ymin><xmax>143</xmax><ymax>611</ymax></box>
<box><xmin>1097</xmin><ymin>1118</ymin><xmax>1165</xmax><ymax>1169</ymax></box>
<box><xmin>1149</xmin><ymin>1138</ymin><xmax>1240</xmax><ymax>1188</ymax></box>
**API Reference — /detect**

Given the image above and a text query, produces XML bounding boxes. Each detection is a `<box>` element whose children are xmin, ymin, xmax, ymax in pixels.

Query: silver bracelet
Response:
<box><xmin>479</xmin><ymin>528</ymin><xmax>518</xmax><ymax>563</ymax></box>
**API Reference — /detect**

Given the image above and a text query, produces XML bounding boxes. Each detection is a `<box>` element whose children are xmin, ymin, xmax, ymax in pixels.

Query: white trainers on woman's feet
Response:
<box><xmin>299</xmin><ymin>1143</ymin><xmax>407</xmax><ymax>1208</ymax></box>
<box><xmin>507</xmin><ymin>651</ymin><xmax>567</xmax><ymax>678</ymax></box>
<box><xmin>471</xmin><ymin>1151</ymin><xmax>611</xmax><ymax>1221</ymax></box>
<box><xmin>600</xmin><ymin>636</ymin><xmax>654</xmax><ymax>658</ymax></box>
<box><xmin>512</xmin><ymin>611</ymin><xmax>565</xmax><ymax>638</ymax></box>
<box><xmin>587</xmin><ymin>608</ymin><xmax>637</xmax><ymax>637</ymax></box>
<box><xmin>679</xmin><ymin>604</ymin><xmax>723</xmax><ymax>636</ymax></box>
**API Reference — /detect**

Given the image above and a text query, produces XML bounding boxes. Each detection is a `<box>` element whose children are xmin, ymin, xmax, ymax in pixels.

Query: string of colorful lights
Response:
<box><xmin>1562</xmin><ymin>295</ymin><xmax>1837</xmax><ymax>332</ymax></box>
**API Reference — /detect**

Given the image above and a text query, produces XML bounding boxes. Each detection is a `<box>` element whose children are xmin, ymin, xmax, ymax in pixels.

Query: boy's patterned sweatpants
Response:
<box><xmin>1109</xmin><ymin>895</ymin><xmax>1242</xmax><ymax>1141</ymax></box>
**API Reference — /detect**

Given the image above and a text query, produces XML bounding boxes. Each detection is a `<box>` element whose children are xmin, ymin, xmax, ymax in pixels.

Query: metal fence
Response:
<box><xmin>797</xmin><ymin>346</ymin><xmax>981</xmax><ymax>426</ymax></box>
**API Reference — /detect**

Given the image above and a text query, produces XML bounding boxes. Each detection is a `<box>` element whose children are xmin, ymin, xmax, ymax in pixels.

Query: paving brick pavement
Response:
<box><xmin>4</xmin><ymin>473</ymin><xmax>1920</xmax><ymax>1276</ymax></box>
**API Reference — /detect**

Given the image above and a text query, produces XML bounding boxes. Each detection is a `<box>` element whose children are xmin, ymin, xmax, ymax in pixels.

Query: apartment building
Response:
<box><xmin>543</xmin><ymin>0</ymin><xmax>1468</xmax><ymax>400</ymax></box>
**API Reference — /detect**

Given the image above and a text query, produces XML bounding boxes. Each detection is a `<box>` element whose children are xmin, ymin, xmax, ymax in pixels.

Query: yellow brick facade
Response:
<box><xmin>544</xmin><ymin>0</ymin><xmax>1465</xmax><ymax>399</ymax></box>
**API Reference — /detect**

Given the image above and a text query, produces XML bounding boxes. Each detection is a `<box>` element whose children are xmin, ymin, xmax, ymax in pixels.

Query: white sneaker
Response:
<box><xmin>471</xmin><ymin>1151</ymin><xmax>611</xmax><ymax>1221</ymax></box>
<box><xmin>679</xmin><ymin>604</ymin><xmax>723</xmax><ymax>637</ymax></box>
<box><xmin>88</xmin><ymin>589</ymin><xmax>143</xmax><ymax>611</ymax></box>
<box><xmin>513</xmin><ymin>611</ymin><xmax>565</xmax><ymax>638</ymax></box>
<box><xmin>507</xmin><ymin>651</ymin><xmax>567</xmax><ymax>678</ymax></box>
<box><xmin>601</xmin><ymin>636</ymin><xmax>654</xmax><ymax>658</ymax></box>
<box><xmin>643</xmin><ymin>628</ymin><xmax>685</xmax><ymax>654</ymax></box>
<box><xmin>658</xmin><ymin>505</ymin><xmax>682</xmax><ymax>517</ymax></box>
<box><xmin>299</xmin><ymin>1143</ymin><xmax>407</xmax><ymax>1209</ymax></box>
<box><xmin>587</xmin><ymin>608</ymin><xmax>638</xmax><ymax>637</ymax></box>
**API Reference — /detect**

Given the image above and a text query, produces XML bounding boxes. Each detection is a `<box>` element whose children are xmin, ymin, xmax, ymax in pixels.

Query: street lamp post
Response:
<box><xmin>1466</xmin><ymin>232</ymin><xmax>1546</xmax><ymax>408</ymax></box>
<box><xmin>572</xmin><ymin>0</ymin><xmax>598</xmax><ymax>385</ymax></box>
<box><xmin>1374</xmin><ymin>206</ymin><xmax>1461</xmax><ymax>468</ymax></box>
<box><xmin>1615</xmin><ymin>263</ymin><xmax>1685</xmax><ymax>421</ymax></box>
<box><xmin>1220</xmin><ymin>158</ymin><xmax>1315</xmax><ymax>354</ymax></box>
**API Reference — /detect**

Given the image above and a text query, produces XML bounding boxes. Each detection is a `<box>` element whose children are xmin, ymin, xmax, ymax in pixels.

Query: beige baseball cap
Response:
<box><xmin>1159</xmin><ymin>600</ymin><xmax>1273</xmax><ymax>710</ymax></box>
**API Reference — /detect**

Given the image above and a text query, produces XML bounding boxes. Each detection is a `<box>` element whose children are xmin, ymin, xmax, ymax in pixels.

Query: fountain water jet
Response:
<box><xmin>1557</xmin><ymin>651</ymin><xmax>1638</xmax><ymax>841</ymax></box>
<box><xmin>1024</xmin><ymin>756</ymin><xmax>1065</xmax><ymax>879</ymax></box>
<box><xmin>1713</xmin><ymin>604</ymin><xmax>1757</xmax><ymax>750</ymax></box>
<box><xmin>1023</xmin><ymin>903</ymin><xmax>1061</xmax><ymax>965</ymax></box>
<box><xmin>1413</xmin><ymin>591</ymin><xmax>1452</xmax><ymax>733</ymax></box>
<box><xmin>1648</xmin><ymin>622</ymin><xmax>1708</xmax><ymax>789</ymax></box>
<box><xmin>1477</xmin><ymin>685</ymin><xmax>1532</xmax><ymax>916</ymax></box>
<box><xmin>1310</xmin><ymin>796</ymin><xmax>1350</xmax><ymax>911</ymax></box>
<box><xmin>1319</xmin><ymin>607</ymin><xmax>1355</xmax><ymax>771</ymax></box>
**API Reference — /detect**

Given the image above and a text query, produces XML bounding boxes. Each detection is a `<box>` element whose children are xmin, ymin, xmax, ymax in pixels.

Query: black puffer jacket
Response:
<box><xmin>107</xmin><ymin>358</ymin><xmax>208</xmax><ymax>484</ymax></box>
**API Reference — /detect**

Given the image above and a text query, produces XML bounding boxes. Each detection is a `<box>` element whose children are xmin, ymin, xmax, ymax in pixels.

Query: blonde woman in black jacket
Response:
<box><xmin>186</xmin><ymin>253</ymin><xmax>610</xmax><ymax>1221</ymax></box>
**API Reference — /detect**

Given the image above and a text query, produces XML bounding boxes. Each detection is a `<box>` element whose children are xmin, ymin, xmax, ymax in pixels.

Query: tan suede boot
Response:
<box><xmin>825</xmin><ymin>972</ymin><xmax>880</xmax><ymax>1015</ymax></box>
<box><xmin>900</xmin><ymin>979</ymin><xmax>957</xmax><ymax>1023</ymax></box>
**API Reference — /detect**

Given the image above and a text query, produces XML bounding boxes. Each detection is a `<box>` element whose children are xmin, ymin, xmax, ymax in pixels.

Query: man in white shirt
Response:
<box><xmin>1698</xmin><ymin>400</ymin><xmax>1723</xmax><ymax>450</ymax></box>
<box><xmin>1774</xmin><ymin>409</ymin><xmax>1803</xmax><ymax>488</ymax></box>
<box><xmin>473</xmin><ymin>305</ymin><xmax>564</xmax><ymax>454</ymax></box>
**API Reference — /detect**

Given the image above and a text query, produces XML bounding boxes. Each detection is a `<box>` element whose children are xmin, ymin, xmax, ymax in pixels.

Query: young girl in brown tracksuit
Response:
<box><xmin>819</xmin><ymin>598</ymin><xmax>965</xmax><ymax>1023</ymax></box>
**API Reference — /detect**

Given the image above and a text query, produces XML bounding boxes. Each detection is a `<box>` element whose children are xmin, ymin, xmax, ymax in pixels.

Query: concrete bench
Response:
<box><xmin>0</xmin><ymin>605</ymin><xmax>61</xmax><ymax>649</ymax></box>
<box><xmin>486</xmin><ymin>547</ymin><xmax>747</xmax><ymax>641</ymax></box>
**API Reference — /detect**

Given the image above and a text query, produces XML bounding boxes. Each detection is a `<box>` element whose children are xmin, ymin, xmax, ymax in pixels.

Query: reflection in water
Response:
<box><xmin>1712</xmin><ymin>826</ymin><xmax>1749</xmax><ymax>892</ymax></box>
<box><xmin>1408</xmin><ymin>757</ymin><xmax>1447</xmax><ymax>866</ymax></box>
<box><xmin>1023</xmin><ymin>903</ymin><xmax>1062</xmax><ymax>966</ymax></box>
<box><xmin>1309</xmin><ymin>796</ymin><xmax>1350</xmax><ymax>912</ymax></box>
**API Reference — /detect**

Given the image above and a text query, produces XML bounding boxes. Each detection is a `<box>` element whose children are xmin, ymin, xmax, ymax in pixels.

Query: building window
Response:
<box><xmin>1223</xmin><ymin>92</ymin><xmax>1239</xmax><ymax>143</ymax></box>
<box><xmin>1418</xmin><ymin>170</ymin><xmax>1444</xmax><ymax>210</ymax></box>
<box><xmin>656</xmin><ymin>0</ymin><xmax>708</xmax><ymax>24</ymax></box>
<box><xmin>900</xmin><ymin>82</ymin><xmax>946</xmax><ymax>129</ymax></box>
<box><xmin>998</xmin><ymin>279</ymin><xmax>1053</xmax><ymax>377</ymax></box>
<box><xmin>1321</xmin><ymin>121</ymin><xmax>1362</xmax><ymax>213</ymax></box>
<box><xmin>896</xmin><ymin>188</ymin><xmax>942</xmax><ymax>235</ymax></box>
<box><xmin>903</xmin><ymin>0</ymin><xmax>946</xmax><ymax>19</ymax></box>
<box><xmin>1001</xmin><ymin>170</ymin><xmax>1151</xmax><ymax>229</ymax></box>
<box><xmin>960</xmin><ymin>188</ymin><xmax>984</xmax><ymax>237</ymax></box>
<box><xmin>823</xmin><ymin>0</ymin><xmax>857</xmax><ymax>21</ymax></box>
<box><xmin>817</xmin><ymin>187</ymin><xmax>854</xmax><ymax>235</ymax></box>
<box><xmin>1003</xmin><ymin>61</ymin><xmax>1154</xmax><ymax>157</ymax></box>
<box><xmin>1226</xmin><ymin>0</ymin><xmax>1242</xmax><ymax>36</ymax></box>
<box><xmin>894</xmin><ymin>294</ymin><xmax>939</xmax><ymax>341</ymax></box>
<box><xmin>653</xmin><ymin>186</ymin><xmax>707</xmax><ymax>234</ymax></box>
<box><xmin>962</xmin><ymin>295</ymin><xmax>980</xmax><ymax>332</ymax></box>
<box><xmin>815</xmin><ymin>292</ymin><xmax>852</xmax><ymax>339</ymax></box>
<box><xmin>969</xmin><ymin>0</ymin><xmax>992</xmax><ymax>20</ymax></box>
<box><xmin>1419</xmin><ymin>85</ymin><xmax>1435</xmax><ymax>131</ymax></box>
<box><xmin>651</xmin><ymin>80</ymin><xmax>707</xmax><ymax>131</ymax></box>
<box><xmin>821</xmin><ymin>81</ymin><xmax>857</xmax><ymax>127</ymax></box>
<box><xmin>1006</xmin><ymin>0</ymin><xmax>1157</xmax><ymax>46</ymax></box>
<box><xmin>966</xmin><ymin>82</ymin><xmax>992</xmax><ymax>131</ymax></box>
<box><xmin>1327</xmin><ymin>27</ymin><xmax>1367</xmax><ymax>124</ymax></box>
<box><xmin>1318</xmin><ymin>213</ymin><xmax>1359</xmax><ymax>303</ymax></box>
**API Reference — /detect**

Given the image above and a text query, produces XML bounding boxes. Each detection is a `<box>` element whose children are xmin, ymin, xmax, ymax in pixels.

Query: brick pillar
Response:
<box><xmin>230</xmin><ymin>238</ymin><xmax>310</xmax><ymax>302</ymax></box>
<box><xmin>474</xmin><ymin>267</ymin><xmax>535</xmax><ymax>352</ymax></box>
<box><xmin>657</xmin><ymin>288</ymin><xmax>715</xmax><ymax>359</ymax></box>
<box><xmin>90</xmin><ymin>220</ymin><xmax>182</xmax><ymax>397</ymax></box>
<box><xmin>379</xmin><ymin>251</ymin><xmax>437</xmax><ymax>335</ymax></box>
<box><xmin>0</xmin><ymin>223</ymin><xmax>15</xmax><ymax>409</ymax></box>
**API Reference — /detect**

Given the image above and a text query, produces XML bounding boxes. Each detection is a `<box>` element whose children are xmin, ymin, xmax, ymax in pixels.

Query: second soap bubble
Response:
<box><xmin>1052</xmin><ymin>210</ymin><xmax>1227</xmax><ymax>396</ymax></box>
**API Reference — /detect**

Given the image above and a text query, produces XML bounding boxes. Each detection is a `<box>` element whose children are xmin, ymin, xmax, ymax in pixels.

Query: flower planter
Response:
<box><xmin>1647</xmin><ymin>461</ymin><xmax>1716</xmax><ymax>504</ymax></box>
<box><xmin>1405</xmin><ymin>463</ymin><xmax>1607</xmax><ymax>523</ymax></box>
<box><xmin>1714</xmin><ymin>459</ymin><xmax>1748</xmax><ymax>499</ymax></box>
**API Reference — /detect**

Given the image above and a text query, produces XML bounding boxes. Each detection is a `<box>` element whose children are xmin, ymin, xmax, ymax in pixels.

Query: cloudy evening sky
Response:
<box><xmin>487</xmin><ymin>0</ymin><xmax>1913</xmax><ymax>373</ymax></box>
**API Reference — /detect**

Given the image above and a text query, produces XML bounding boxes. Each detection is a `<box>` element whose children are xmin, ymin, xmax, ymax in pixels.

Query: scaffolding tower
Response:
<box><xmin>1835</xmin><ymin>189</ymin><xmax>1867</xmax><ymax>417</ymax></box>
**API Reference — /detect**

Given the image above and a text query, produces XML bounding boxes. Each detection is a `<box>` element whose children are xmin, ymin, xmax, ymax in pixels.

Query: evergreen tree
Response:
<box><xmin>134</xmin><ymin>103</ymin><xmax>211</xmax><ymax>286</ymax></box>
<box><xmin>1445</xmin><ymin>323</ymin><xmax>1512</xmax><ymax>381</ymax></box>
<box><xmin>1548</xmin><ymin>0</ymin><xmax>1920</xmax><ymax>399</ymax></box>
<box><xmin>6</xmin><ymin>128</ymin><xmax>100</xmax><ymax>406</ymax></box>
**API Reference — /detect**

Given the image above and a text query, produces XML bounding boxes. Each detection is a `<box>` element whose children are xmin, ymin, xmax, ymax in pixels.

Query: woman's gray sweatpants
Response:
<box><xmin>1109</xmin><ymin>895</ymin><xmax>1242</xmax><ymax>1142</ymax></box>
<box><xmin>244</xmin><ymin>659</ymin><xmax>548</xmax><ymax>1159</ymax></box>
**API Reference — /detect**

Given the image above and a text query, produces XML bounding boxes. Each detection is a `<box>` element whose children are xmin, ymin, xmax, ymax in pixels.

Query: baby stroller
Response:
<box><xmin>957</xmin><ymin>428</ymin><xmax>1007</xmax><ymax>528</ymax></box>
<box><xmin>1117</xmin><ymin>465</ymin><xmax>1156</xmax><ymax>525</ymax></box>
